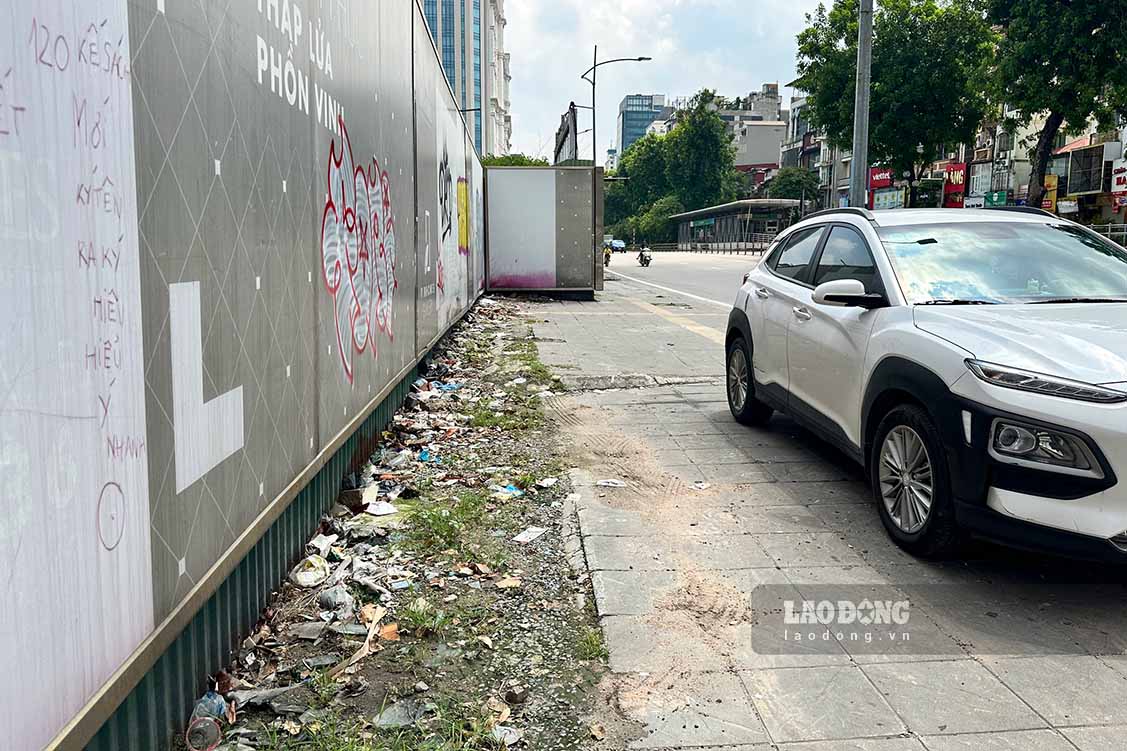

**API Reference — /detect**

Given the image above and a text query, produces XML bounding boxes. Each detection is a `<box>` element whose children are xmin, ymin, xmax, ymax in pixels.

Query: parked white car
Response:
<box><xmin>725</xmin><ymin>207</ymin><xmax>1127</xmax><ymax>559</ymax></box>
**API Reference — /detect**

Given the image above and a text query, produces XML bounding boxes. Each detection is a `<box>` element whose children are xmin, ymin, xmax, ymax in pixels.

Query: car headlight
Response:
<box><xmin>989</xmin><ymin>418</ymin><xmax>1104</xmax><ymax>479</ymax></box>
<box><xmin>965</xmin><ymin>360</ymin><xmax>1127</xmax><ymax>404</ymax></box>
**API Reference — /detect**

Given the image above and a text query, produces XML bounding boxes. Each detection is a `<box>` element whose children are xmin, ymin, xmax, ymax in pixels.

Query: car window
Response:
<box><xmin>770</xmin><ymin>226</ymin><xmax>825</xmax><ymax>283</ymax></box>
<box><xmin>813</xmin><ymin>226</ymin><xmax>881</xmax><ymax>292</ymax></box>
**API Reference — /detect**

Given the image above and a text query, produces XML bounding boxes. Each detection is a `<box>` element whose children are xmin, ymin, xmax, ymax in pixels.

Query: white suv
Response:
<box><xmin>725</xmin><ymin>207</ymin><xmax>1127</xmax><ymax>560</ymax></box>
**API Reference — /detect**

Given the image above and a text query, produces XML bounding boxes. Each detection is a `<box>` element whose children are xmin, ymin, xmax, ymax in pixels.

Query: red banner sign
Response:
<box><xmin>869</xmin><ymin>167</ymin><xmax>893</xmax><ymax>189</ymax></box>
<box><xmin>943</xmin><ymin>163</ymin><xmax>967</xmax><ymax>208</ymax></box>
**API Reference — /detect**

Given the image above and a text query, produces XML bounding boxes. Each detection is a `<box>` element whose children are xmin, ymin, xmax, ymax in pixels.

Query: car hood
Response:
<box><xmin>913</xmin><ymin>305</ymin><xmax>1127</xmax><ymax>385</ymax></box>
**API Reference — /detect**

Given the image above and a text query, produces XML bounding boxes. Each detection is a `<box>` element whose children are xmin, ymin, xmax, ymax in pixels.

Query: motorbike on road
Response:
<box><xmin>603</xmin><ymin>248</ymin><xmax>612</xmax><ymax>267</ymax></box>
<box><xmin>637</xmin><ymin>246</ymin><xmax>653</xmax><ymax>268</ymax></box>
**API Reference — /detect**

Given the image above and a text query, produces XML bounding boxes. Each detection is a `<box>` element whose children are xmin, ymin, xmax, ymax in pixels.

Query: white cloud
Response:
<box><xmin>505</xmin><ymin>0</ymin><xmax>824</xmax><ymax>160</ymax></box>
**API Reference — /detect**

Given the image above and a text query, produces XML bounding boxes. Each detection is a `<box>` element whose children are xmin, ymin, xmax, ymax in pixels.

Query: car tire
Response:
<box><xmin>726</xmin><ymin>336</ymin><xmax>773</xmax><ymax>426</ymax></box>
<box><xmin>870</xmin><ymin>404</ymin><xmax>961</xmax><ymax>557</ymax></box>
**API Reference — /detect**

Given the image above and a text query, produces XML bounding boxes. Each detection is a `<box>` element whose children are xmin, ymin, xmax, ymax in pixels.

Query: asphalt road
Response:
<box><xmin>606</xmin><ymin>251</ymin><xmax>759</xmax><ymax>309</ymax></box>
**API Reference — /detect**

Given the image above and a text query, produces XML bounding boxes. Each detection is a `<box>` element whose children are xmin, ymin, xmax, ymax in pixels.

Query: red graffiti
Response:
<box><xmin>320</xmin><ymin>115</ymin><xmax>398</xmax><ymax>384</ymax></box>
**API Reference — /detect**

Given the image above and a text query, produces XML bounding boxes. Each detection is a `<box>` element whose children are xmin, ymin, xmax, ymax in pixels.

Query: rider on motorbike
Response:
<box><xmin>637</xmin><ymin>245</ymin><xmax>653</xmax><ymax>266</ymax></box>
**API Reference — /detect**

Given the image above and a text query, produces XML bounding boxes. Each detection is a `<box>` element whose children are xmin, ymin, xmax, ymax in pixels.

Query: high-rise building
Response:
<box><xmin>424</xmin><ymin>0</ymin><xmax>510</xmax><ymax>155</ymax></box>
<box><xmin>606</xmin><ymin>147</ymin><xmax>618</xmax><ymax>172</ymax></box>
<box><xmin>617</xmin><ymin>94</ymin><xmax>672</xmax><ymax>155</ymax></box>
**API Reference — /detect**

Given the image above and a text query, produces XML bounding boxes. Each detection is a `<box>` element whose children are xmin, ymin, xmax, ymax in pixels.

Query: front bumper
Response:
<box><xmin>944</xmin><ymin>372</ymin><xmax>1127</xmax><ymax>557</ymax></box>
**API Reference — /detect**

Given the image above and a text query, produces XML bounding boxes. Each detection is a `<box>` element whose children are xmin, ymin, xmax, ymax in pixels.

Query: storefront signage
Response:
<box><xmin>943</xmin><ymin>163</ymin><xmax>967</xmax><ymax>208</ymax></box>
<box><xmin>869</xmin><ymin>167</ymin><xmax>893</xmax><ymax>189</ymax></box>
<box><xmin>1112</xmin><ymin>159</ymin><xmax>1127</xmax><ymax>196</ymax></box>
<box><xmin>1042</xmin><ymin>174</ymin><xmax>1059</xmax><ymax>212</ymax></box>
<box><xmin>872</xmin><ymin>186</ymin><xmax>906</xmax><ymax>211</ymax></box>
<box><xmin>1057</xmin><ymin>199</ymin><xmax>1079</xmax><ymax>214</ymax></box>
<box><xmin>690</xmin><ymin>217</ymin><xmax>715</xmax><ymax>228</ymax></box>
<box><xmin>984</xmin><ymin>190</ymin><xmax>1008</xmax><ymax>207</ymax></box>
<box><xmin>963</xmin><ymin>195</ymin><xmax>985</xmax><ymax>209</ymax></box>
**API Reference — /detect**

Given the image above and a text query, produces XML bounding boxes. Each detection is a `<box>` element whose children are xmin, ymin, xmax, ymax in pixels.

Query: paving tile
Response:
<box><xmin>600</xmin><ymin>615</ymin><xmax>738</xmax><ymax>673</ymax></box>
<box><xmin>864</xmin><ymin>660</ymin><xmax>1044</xmax><ymax>735</ymax></box>
<box><xmin>780</xmin><ymin>738</ymin><xmax>927</xmax><ymax>750</ymax></box>
<box><xmin>783</xmin><ymin>481</ymin><xmax>872</xmax><ymax>505</ymax></box>
<box><xmin>982</xmin><ymin>655</ymin><xmax>1127</xmax><ymax>725</ymax></box>
<box><xmin>579</xmin><ymin>501</ymin><xmax>744</xmax><ymax>537</ymax></box>
<box><xmin>755</xmin><ymin>532</ymin><xmax>867</xmax><ymax>568</ymax></box>
<box><xmin>920</xmin><ymin>729</ymin><xmax>1077</xmax><ymax>751</ymax></box>
<box><xmin>667</xmin><ymin>421</ymin><xmax>727</xmax><ymax>436</ymax></box>
<box><xmin>592</xmin><ymin>570</ymin><xmax>680</xmax><ymax>616</ymax></box>
<box><xmin>685</xmin><ymin>447</ymin><xmax>754</xmax><ymax>465</ymax></box>
<box><xmin>1061</xmin><ymin>726</ymin><xmax>1127</xmax><ymax>751</ymax></box>
<box><xmin>742</xmin><ymin>444</ymin><xmax>824</xmax><ymax>464</ymax></box>
<box><xmin>696</xmin><ymin>463</ymin><xmax>776</xmax><ymax>484</ymax></box>
<box><xmin>621</xmin><ymin>672</ymin><xmax>771</xmax><ymax>749</ymax></box>
<box><xmin>767</xmin><ymin>461</ymin><xmax>857</xmax><ymax>483</ymax></box>
<box><xmin>583</xmin><ymin>533</ymin><xmax>775</xmax><ymax>571</ymax></box>
<box><xmin>594</xmin><ymin>568</ymin><xmax>790</xmax><ymax>617</ymax></box>
<box><xmin>733</xmin><ymin>505</ymin><xmax>828</xmax><ymax>534</ymax></box>
<box><xmin>743</xmin><ymin>665</ymin><xmax>906</xmax><ymax>742</ymax></box>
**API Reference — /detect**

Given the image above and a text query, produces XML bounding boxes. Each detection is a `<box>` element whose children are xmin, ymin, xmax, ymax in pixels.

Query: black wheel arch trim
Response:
<box><xmin>726</xmin><ymin>307</ymin><xmax>753</xmax><ymax>350</ymax></box>
<box><xmin>862</xmin><ymin>356</ymin><xmax>1117</xmax><ymax>503</ymax></box>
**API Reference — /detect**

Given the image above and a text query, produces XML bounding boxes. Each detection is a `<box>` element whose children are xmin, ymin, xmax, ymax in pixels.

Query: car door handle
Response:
<box><xmin>754</xmin><ymin>287</ymin><xmax>770</xmax><ymax>299</ymax></box>
<box><xmin>792</xmin><ymin>306</ymin><xmax>812</xmax><ymax>321</ymax></box>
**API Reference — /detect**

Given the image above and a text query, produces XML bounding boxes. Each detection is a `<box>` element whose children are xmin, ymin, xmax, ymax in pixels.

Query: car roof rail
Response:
<box><xmin>801</xmin><ymin>207</ymin><xmax>877</xmax><ymax>223</ymax></box>
<box><xmin>982</xmin><ymin>205</ymin><xmax>1057</xmax><ymax>218</ymax></box>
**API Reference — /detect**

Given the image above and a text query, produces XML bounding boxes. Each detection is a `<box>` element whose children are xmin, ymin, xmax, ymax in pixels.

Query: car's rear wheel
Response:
<box><xmin>726</xmin><ymin>336</ymin><xmax>773</xmax><ymax>426</ymax></box>
<box><xmin>871</xmin><ymin>404</ymin><xmax>960</xmax><ymax>557</ymax></box>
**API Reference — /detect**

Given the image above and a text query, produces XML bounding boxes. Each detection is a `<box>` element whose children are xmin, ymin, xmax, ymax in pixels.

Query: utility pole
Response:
<box><xmin>849</xmin><ymin>0</ymin><xmax>874</xmax><ymax>208</ymax></box>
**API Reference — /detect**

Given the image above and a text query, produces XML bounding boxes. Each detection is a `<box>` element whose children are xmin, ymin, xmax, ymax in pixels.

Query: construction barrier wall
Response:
<box><xmin>0</xmin><ymin>1</ymin><xmax>483</xmax><ymax>748</ymax></box>
<box><xmin>485</xmin><ymin>166</ymin><xmax>602</xmax><ymax>293</ymax></box>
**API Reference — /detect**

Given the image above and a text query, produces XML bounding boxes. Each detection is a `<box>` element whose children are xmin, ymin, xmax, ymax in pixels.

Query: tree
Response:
<box><xmin>481</xmin><ymin>153</ymin><xmax>549</xmax><ymax>167</ymax></box>
<box><xmin>664</xmin><ymin>90</ymin><xmax>739</xmax><ymax>210</ymax></box>
<box><xmin>636</xmin><ymin>195</ymin><xmax>685</xmax><ymax>243</ymax></box>
<box><xmin>987</xmin><ymin>0</ymin><xmax>1127</xmax><ymax>209</ymax></box>
<box><xmin>796</xmin><ymin>0</ymin><xmax>994</xmax><ymax>204</ymax></box>
<box><xmin>767</xmin><ymin>166</ymin><xmax>821</xmax><ymax>200</ymax></box>
<box><xmin>617</xmin><ymin>134</ymin><xmax>671</xmax><ymax>217</ymax></box>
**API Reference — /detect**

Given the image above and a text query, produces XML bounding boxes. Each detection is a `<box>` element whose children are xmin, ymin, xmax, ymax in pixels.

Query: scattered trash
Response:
<box><xmin>476</xmin><ymin>635</ymin><xmax>494</xmax><ymax>649</ymax></box>
<box><xmin>317</xmin><ymin>585</ymin><xmax>355</xmax><ymax>615</ymax></box>
<box><xmin>536</xmin><ymin>477</ymin><xmax>558</xmax><ymax>488</ymax></box>
<box><xmin>436</xmin><ymin>382</ymin><xmax>462</xmax><ymax>392</ymax></box>
<box><xmin>378</xmin><ymin>622</ymin><xmax>400</xmax><ymax>641</ymax></box>
<box><xmin>307</xmin><ymin>533</ymin><xmax>338</xmax><ymax>558</ymax></box>
<box><xmin>229</xmin><ymin>684</ymin><xmax>302</xmax><ymax>709</ymax></box>
<box><xmin>364</xmin><ymin>500</ymin><xmax>399</xmax><ymax>516</ymax></box>
<box><xmin>329</xmin><ymin>622</ymin><xmax>369</xmax><ymax>636</ymax></box>
<box><xmin>373</xmin><ymin>698</ymin><xmax>427</xmax><ymax>728</ymax></box>
<box><xmin>495</xmin><ymin>577</ymin><xmax>522</xmax><ymax>589</ymax></box>
<box><xmin>190</xmin><ymin>691</ymin><xmax>227</xmax><ymax>722</ymax></box>
<box><xmin>491</xmin><ymin>725</ymin><xmax>522</xmax><ymax>747</ymax></box>
<box><xmin>490</xmin><ymin>484</ymin><xmax>525</xmax><ymax>501</ymax></box>
<box><xmin>504</xmin><ymin>685</ymin><xmax>529</xmax><ymax>705</ymax></box>
<box><xmin>596</xmin><ymin>479</ymin><xmax>627</xmax><ymax>488</ymax></box>
<box><xmin>415</xmin><ymin>680</ymin><xmax>430</xmax><ymax>693</ymax></box>
<box><xmin>590</xmin><ymin>722</ymin><xmax>607</xmax><ymax>741</ymax></box>
<box><xmin>512</xmin><ymin>526</ymin><xmax>547</xmax><ymax>544</ymax></box>
<box><xmin>691</xmin><ymin>481</ymin><xmax>711</xmax><ymax>491</ymax></box>
<box><xmin>289</xmin><ymin>555</ymin><xmax>330</xmax><ymax>588</ymax></box>
<box><xmin>303</xmin><ymin>654</ymin><xmax>340</xmax><ymax>669</ymax></box>
<box><xmin>385</xmin><ymin>449</ymin><xmax>414</xmax><ymax>469</ymax></box>
<box><xmin>185</xmin><ymin>717</ymin><xmax>222</xmax><ymax>751</ymax></box>
<box><xmin>504</xmin><ymin>377</ymin><xmax>527</xmax><ymax>387</ymax></box>
<box><xmin>287</xmin><ymin>621</ymin><xmax>327</xmax><ymax>641</ymax></box>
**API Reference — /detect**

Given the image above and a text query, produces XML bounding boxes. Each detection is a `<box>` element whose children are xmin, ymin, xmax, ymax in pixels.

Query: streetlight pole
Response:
<box><xmin>849</xmin><ymin>0</ymin><xmax>874</xmax><ymax>208</ymax></box>
<box><xmin>580</xmin><ymin>49</ymin><xmax>651</xmax><ymax>281</ymax></box>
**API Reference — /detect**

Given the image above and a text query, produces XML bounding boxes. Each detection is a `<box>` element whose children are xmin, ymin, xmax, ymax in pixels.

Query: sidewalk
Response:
<box><xmin>534</xmin><ymin>273</ymin><xmax>1127</xmax><ymax>751</ymax></box>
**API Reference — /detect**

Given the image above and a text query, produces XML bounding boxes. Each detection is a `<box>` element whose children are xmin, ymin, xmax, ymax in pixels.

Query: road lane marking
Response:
<box><xmin>626</xmin><ymin>299</ymin><xmax>726</xmax><ymax>345</ymax></box>
<box><xmin>610</xmin><ymin>270</ymin><xmax>733</xmax><ymax>309</ymax></box>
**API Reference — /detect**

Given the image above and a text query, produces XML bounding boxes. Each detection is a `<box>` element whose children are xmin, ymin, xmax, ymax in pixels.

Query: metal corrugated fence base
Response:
<box><xmin>85</xmin><ymin>372</ymin><xmax>416</xmax><ymax>751</ymax></box>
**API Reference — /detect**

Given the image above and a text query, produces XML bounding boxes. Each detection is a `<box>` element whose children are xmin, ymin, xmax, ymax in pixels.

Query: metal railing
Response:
<box><xmin>674</xmin><ymin>232</ymin><xmax>777</xmax><ymax>255</ymax></box>
<box><xmin>1091</xmin><ymin>224</ymin><xmax>1127</xmax><ymax>248</ymax></box>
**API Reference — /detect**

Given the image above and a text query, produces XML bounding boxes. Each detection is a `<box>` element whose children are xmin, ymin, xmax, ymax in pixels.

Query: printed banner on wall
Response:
<box><xmin>0</xmin><ymin>2</ymin><xmax>152</xmax><ymax>747</ymax></box>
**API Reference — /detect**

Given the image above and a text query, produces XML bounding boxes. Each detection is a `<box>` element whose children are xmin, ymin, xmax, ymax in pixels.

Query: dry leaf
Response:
<box><xmin>495</xmin><ymin>577</ymin><xmax>522</xmax><ymax>589</ymax></box>
<box><xmin>283</xmin><ymin>718</ymin><xmax>302</xmax><ymax>735</ymax></box>
<box><xmin>476</xmin><ymin>635</ymin><xmax>494</xmax><ymax>649</ymax></box>
<box><xmin>360</xmin><ymin>603</ymin><xmax>381</xmax><ymax>625</ymax></box>
<box><xmin>590</xmin><ymin>722</ymin><xmax>607</xmax><ymax>740</ymax></box>
<box><xmin>486</xmin><ymin>696</ymin><xmax>511</xmax><ymax>723</ymax></box>
<box><xmin>378</xmin><ymin>622</ymin><xmax>400</xmax><ymax>641</ymax></box>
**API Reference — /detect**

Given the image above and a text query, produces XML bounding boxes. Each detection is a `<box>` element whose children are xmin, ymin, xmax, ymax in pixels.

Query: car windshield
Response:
<box><xmin>878</xmin><ymin>221</ymin><xmax>1127</xmax><ymax>304</ymax></box>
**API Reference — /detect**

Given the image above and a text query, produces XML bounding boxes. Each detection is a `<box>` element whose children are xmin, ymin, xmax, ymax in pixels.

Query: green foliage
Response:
<box><xmin>796</xmin><ymin>0</ymin><xmax>994</xmax><ymax>188</ymax></box>
<box><xmin>664</xmin><ymin>90</ymin><xmax>739</xmax><ymax>211</ymax></box>
<box><xmin>401</xmin><ymin>597</ymin><xmax>450</xmax><ymax>636</ymax></box>
<box><xmin>986</xmin><ymin>0</ymin><xmax>1127</xmax><ymax>205</ymax></box>
<box><xmin>481</xmin><ymin>153</ymin><xmax>549</xmax><ymax>167</ymax></box>
<box><xmin>604</xmin><ymin>89</ymin><xmax>737</xmax><ymax>242</ymax></box>
<box><xmin>767</xmin><ymin>167</ymin><xmax>821</xmax><ymax>200</ymax></box>
<box><xmin>576</xmin><ymin>627</ymin><xmax>609</xmax><ymax>662</ymax></box>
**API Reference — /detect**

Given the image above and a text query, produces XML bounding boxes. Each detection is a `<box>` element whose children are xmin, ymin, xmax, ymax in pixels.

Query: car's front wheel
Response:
<box><xmin>726</xmin><ymin>336</ymin><xmax>773</xmax><ymax>426</ymax></box>
<box><xmin>871</xmin><ymin>404</ymin><xmax>960</xmax><ymax>557</ymax></box>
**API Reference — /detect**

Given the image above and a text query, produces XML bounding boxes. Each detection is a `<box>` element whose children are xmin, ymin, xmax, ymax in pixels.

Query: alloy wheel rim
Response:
<box><xmin>728</xmin><ymin>347</ymin><xmax>748</xmax><ymax>412</ymax></box>
<box><xmin>878</xmin><ymin>425</ymin><xmax>933</xmax><ymax>534</ymax></box>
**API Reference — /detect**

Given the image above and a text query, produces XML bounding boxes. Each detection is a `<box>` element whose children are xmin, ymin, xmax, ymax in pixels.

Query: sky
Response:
<box><xmin>505</xmin><ymin>0</ymin><xmax>825</xmax><ymax>162</ymax></box>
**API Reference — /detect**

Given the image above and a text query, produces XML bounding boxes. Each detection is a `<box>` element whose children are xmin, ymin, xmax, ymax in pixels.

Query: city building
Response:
<box><xmin>670</xmin><ymin>199</ymin><xmax>802</xmax><ymax>250</ymax></box>
<box><xmin>424</xmin><ymin>0</ymin><xmax>511</xmax><ymax>155</ymax></box>
<box><xmin>485</xmin><ymin>0</ymin><xmax>512</xmax><ymax>155</ymax></box>
<box><xmin>732</xmin><ymin>120</ymin><xmax>787</xmax><ymax>185</ymax></box>
<box><xmin>780</xmin><ymin>94</ymin><xmax>820</xmax><ymax>170</ymax></box>
<box><xmin>616</xmin><ymin>94</ymin><xmax>673</xmax><ymax>154</ymax></box>
<box><xmin>605</xmin><ymin>147</ymin><xmax>618</xmax><ymax>172</ymax></box>
<box><xmin>646</xmin><ymin>119</ymin><xmax>670</xmax><ymax>137</ymax></box>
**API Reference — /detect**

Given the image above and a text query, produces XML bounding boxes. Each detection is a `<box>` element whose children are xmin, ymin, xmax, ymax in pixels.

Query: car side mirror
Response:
<box><xmin>813</xmin><ymin>279</ymin><xmax>887</xmax><ymax>309</ymax></box>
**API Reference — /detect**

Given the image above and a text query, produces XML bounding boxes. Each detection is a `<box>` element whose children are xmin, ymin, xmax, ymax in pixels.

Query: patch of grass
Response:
<box><xmin>310</xmin><ymin>670</ymin><xmax>340</xmax><ymax>707</ymax></box>
<box><xmin>577</xmin><ymin>626</ymin><xmax>609</xmax><ymax>662</ymax></box>
<box><xmin>401</xmin><ymin>597</ymin><xmax>450</xmax><ymax>637</ymax></box>
<box><xmin>260</xmin><ymin>713</ymin><xmax>376</xmax><ymax>751</ymax></box>
<box><xmin>405</xmin><ymin>491</ymin><xmax>488</xmax><ymax>553</ymax></box>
